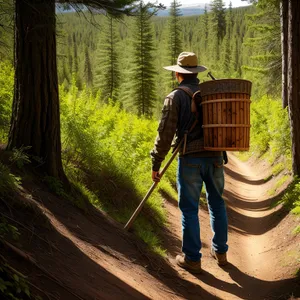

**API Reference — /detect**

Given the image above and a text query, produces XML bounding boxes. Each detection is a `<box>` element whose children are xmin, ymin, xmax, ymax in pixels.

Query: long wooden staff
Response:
<box><xmin>124</xmin><ymin>139</ymin><xmax>183</xmax><ymax>231</ymax></box>
<box><xmin>124</xmin><ymin>85</ymin><xmax>201</xmax><ymax>231</ymax></box>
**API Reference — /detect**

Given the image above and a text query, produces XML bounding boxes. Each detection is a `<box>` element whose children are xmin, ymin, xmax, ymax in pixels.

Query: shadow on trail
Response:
<box><xmin>0</xmin><ymin>200</ymin><xmax>151</xmax><ymax>299</ymax></box>
<box><xmin>196</xmin><ymin>263</ymin><xmax>300</xmax><ymax>300</ymax></box>
<box><xmin>224</xmin><ymin>165</ymin><xmax>268</xmax><ymax>186</ymax></box>
<box><xmin>223</xmin><ymin>192</ymin><xmax>289</xmax><ymax>236</ymax></box>
<box><xmin>226</xmin><ymin>202</ymin><xmax>289</xmax><ymax>236</ymax></box>
<box><xmin>224</xmin><ymin>188</ymin><xmax>287</xmax><ymax>212</ymax></box>
<box><xmin>21</xmin><ymin>179</ymin><xmax>219</xmax><ymax>300</ymax></box>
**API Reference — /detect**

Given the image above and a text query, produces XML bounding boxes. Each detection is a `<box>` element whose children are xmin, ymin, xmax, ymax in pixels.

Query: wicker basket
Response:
<box><xmin>199</xmin><ymin>79</ymin><xmax>252</xmax><ymax>151</ymax></box>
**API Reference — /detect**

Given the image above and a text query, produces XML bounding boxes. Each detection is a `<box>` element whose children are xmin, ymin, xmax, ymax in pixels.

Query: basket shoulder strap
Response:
<box><xmin>174</xmin><ymin>86</ymin><xmax>201</xmax><ymax>155</ymax></box>
<box><xmin>175</xmin><ymin>86</ymin><xmax>201</xmax><ymax>114</ymax></box>
<box><xmin>174</xmin><ymin>86</ymin><xmax>194</xmax><ymax>98</ymax></box>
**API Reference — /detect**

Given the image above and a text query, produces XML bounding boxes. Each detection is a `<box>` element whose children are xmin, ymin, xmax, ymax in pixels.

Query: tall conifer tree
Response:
<box><xmin>84</xmin><ymin>47</ymin><xmax>93</xmax><ymax>87</ymax></box>
<box><xmin>128</xmin><ymin>1</ymin><xmax>157</xmax><ymax>116</ymax></box>
<box><xmin>168</xmin><ymin>0</ymin><xmax>182</xmax><ymax>86</ymax></box>
<box><xmin>244</xmin><ymin>0</ymin><xmax>281</xmax><ymax>94</ymax></box>
<box><xmin>211</xmin><ymin>0</ymin><xmax>226</xmax><ymax>62</ymax></box>
<box><xmin>222</xmin><ymin>1</ymin><xmax>233</xmax><ymax>76</ymax></box>
<box><xmin>95</xmin><ymin>16</ymin><xmax>120</xmax><ymax>102</ymax></box>
<box><xmin>202</xmin><ymin>5</ymin><xmax>209</xmax><ymax>52</ymax></box>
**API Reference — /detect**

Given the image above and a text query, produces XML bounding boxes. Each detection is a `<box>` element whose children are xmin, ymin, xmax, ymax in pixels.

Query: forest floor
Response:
<box><xmin>0</xmin><ymin>149</ymin><xmax>300</xmax><ymax>300</ymax></box>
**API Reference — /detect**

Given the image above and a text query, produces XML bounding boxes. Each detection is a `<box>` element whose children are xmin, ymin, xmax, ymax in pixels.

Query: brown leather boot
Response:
<box><xmin>211</xmin><ymin>249</ymin><xmax>228</xmax><ymax>266</ymax></box>
<box><xmin>175</xmin><ymin>255</ymin><xmax>202</xmax><ymax>273</ymax></box>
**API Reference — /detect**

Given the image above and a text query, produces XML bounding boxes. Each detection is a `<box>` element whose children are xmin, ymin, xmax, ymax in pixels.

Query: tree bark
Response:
<box><xmin>8</xmin><ymin>0</ymin><xmax>67</xmax><ymax>182</ymax></box>
<box><xmin>280</xmin><ymin>0</ymin><xmax>288</xmax><ymax>108</ymax></box>
<box><xmin>287</xmin><ymin>0</ymin><xmax>300</xmax><ymax>176</ymax></box>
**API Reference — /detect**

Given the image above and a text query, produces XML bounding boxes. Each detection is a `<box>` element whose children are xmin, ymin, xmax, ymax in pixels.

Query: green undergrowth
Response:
<box><xmin>268</xmin><ymin>175</ymin><xmax>290</xmax><ymax>196</ymax></box>
<box><xmin>281</xmin><ymin>177</ymin><xmax>300</xmax><ymax>216</ymax></box>
<box><xmin>0</xmin><ymin>61</ymin><xmax>13</xmax><ymax>143</ymax></box>
<box><xmin>292</xmin><ymin>226</ymin><xmax>300</xmax><ymax>235</ymax></box>
<box><xmin>59</xmin><ymin>83</ymin><xmax>177</xmax><ymax>254</ymax></box>
<box><xmin>274</xmin><ymin>177</ymin><xmax>300</xmax><ymax>214</ymax></box>
<box><xmin>237</xmin><ymin>96</ymin><xmax>292</xmax><ymax>174</ymax></box>
<box><xmin>271</xmin><ymin>162</ymin><xmax>285</xmax><ymax>177</ymax></box>
<box><xmin>275</xmin><ymin>177</ymin><xmax>300</xmax><ymax>234</ymax></box>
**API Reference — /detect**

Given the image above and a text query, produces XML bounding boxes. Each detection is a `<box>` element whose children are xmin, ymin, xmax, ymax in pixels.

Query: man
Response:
<box><xmin>150</xmin><ymin>52</ymin><xmax>228</xmax><ymax>273</ymax></box>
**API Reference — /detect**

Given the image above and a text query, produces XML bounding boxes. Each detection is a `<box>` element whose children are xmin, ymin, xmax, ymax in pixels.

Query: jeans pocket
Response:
<box><xmin>213</xmin><ymin>159</ymin><xmax>224</xmax><ymax>178</ymax></box>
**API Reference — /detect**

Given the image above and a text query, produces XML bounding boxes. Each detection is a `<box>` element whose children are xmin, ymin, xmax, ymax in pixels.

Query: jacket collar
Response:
<box><xmin>179</xmin><ymin>78</ymin><xmax>200</xmax><ymax>86</ymax></box>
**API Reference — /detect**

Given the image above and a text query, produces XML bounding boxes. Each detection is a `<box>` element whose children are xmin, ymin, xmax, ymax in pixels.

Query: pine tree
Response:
<box><xmin>243</xmin><ymin>0</ymin><xmax>281</xmax><ymax>95</ymax></box>
<box><xmin>222</xmin><ymin>1</ymin><xmax>233</xmax><ymax>76</ymax></box>
<box><xmin>210</xmin><ymin>0</ymin><xmax>226</xmax><ymax>63</ymax></box>
<box><xmin>202</xmin><ymin>5</ymin><xmax>209</xmax><ymax>52</ymax></box>
<box><xmin>95</xmin><ymin>16</ymin><xmax>120</xmax><ymax>102</ymax></box>
<box><xmin>84</xmin><ymin>47</ymin><xmax>93</xmax><ymax>87</ymax></box>
<box><xmin>168</xmin><ymin>0</ymin><xmax>182</xmax><ymax>87</ymax></box>
<box><xmin>68</xmin><ymin>49</ymin><xmax>73</xmax><ymax>75</ymax></box>
<box><xmin>129</xmin><ymin>1</ymin><xmax>157</xmax><ymax>116</ymax></box>
<box><xmin>72</xmin><ymin>32</ymin><xmax>79</xmax><ymax>74</ymax></box>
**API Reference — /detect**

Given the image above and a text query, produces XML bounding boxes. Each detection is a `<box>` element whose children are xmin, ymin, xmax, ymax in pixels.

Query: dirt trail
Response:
<box><xmin>1</xmin><ymin>147</ymin><xmax>299</xmax><ymax>300</ymax></box>
<box><xmin>162</xmin><ymin>153</ymin><xmax>300</xmax><ymax>300</ymax></box>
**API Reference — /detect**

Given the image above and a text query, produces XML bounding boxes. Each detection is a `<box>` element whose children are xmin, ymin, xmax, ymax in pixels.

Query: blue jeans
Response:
<box><xmin>177</xmin><ymin>156</ymin><xmax>228</xmax><ymax>262</ymax></box>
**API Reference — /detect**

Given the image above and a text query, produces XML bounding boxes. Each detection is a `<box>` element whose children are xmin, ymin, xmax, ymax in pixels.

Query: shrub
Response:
<box><xmin>250</xmin><ymin>96</ymin><xmax>291</xmax><ymax>164</ymax></box>
<box><xmin>0</xmin><ymin>61</ymin><xmax>14</xmax><ymax>142</ymax></box>
<box><xmin>60</xmin><ymin>85</ymin><xmax>178</xmax><ymax>252</ymax></box>
<box><xmin>279</xmin><ymin>177</ymin><xmax>300</xmax><ymax>217</ymax></box>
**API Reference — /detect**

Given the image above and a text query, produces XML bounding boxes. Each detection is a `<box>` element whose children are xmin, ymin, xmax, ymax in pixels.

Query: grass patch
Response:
<box><xmin>134</xmin><ymin>218</ymin><xmax>167</xmax><ymax>257</ymax></box>
<box><xmin>291</xmin><ymin>206</ymin><xmax>300</xmax><ymax>215</ymax></box>
<box><xmin>158</xmin><ymin>181</ymin><xmax>177</xmax><ymax>202</ymax></box>
<box><xmin>272</xmin><ymin>162</ymin><xmax>285</xmax><ymax>176</ymax></box>
<box><xmin>279</xmin><ymin>177</ymin><xmax>300</xmax><ymax>211</ymax></box>
<box><xmin>264</xmin><ymin>174</ymin><xmax>273</xmax><ymax>182</ymax></box>
<box><xmin>268</xmin><ymin>175</ymin><xmax>290</xmax><ymax>196</ymax></box>
<box><xmin>292</xmin><ymin>226</ymin><xmax>300</xmax><ymax>235</ymax></box>
<box><xmin>236</xmin><ymin>151</ymin><xmax>252</xmax><ymax>162</ymax></box>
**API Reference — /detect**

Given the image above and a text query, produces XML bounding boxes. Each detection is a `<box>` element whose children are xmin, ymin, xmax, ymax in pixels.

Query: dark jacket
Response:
<box><xmin>150</xmin><ymin>78</ymin><xmax>222</xmax><ymax>171</ymax></box>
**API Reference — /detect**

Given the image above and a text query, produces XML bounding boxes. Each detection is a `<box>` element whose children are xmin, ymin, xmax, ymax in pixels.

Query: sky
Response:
<box><xmin>156</xmin><ymin>0</ymin><xmax>250</xmax><ymax>8</ymax></box>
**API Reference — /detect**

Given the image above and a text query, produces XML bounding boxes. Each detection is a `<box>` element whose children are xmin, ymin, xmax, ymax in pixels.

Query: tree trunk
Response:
<box><xmin>280</xmin><ymin>0</ymin><xmax>288</xmax><ymax>108</ymax></box>
<box><xmin>8</xmin><ymin>0</ymin><xmax>67</xmax><ymax>182</ymax></box>
<box><xmin>287</xmin><ymin>0</ymin><xmax>300</xmax><ymax>176</ymax></box>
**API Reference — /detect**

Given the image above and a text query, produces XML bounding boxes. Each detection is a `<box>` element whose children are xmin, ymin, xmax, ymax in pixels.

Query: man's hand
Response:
<box><xmin>152</xmin><ymin>171</ymin><xmax>161</xmax><ymax>182</ymax></box>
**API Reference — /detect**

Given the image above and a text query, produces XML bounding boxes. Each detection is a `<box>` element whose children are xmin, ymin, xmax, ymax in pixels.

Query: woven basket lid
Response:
<box><xmin>200</xmin><ymin>79</ymin><xmax>252</xmax><ymax>97</ymax></box>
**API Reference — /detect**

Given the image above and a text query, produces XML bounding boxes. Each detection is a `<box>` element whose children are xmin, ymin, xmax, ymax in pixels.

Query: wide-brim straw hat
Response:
<box><xmin>163</xmin><ymin>52</ymin><xmax>207</xmax><ymax>74</ymax></box>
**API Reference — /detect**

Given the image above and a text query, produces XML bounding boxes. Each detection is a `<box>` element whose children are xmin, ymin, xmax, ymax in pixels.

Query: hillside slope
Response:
<box><xmin>0</xmin><ymin>149</ymin><xmax>299</xmax><ymax>299</ymax></box>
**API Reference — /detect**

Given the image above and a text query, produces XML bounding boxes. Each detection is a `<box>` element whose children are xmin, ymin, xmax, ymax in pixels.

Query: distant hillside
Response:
<box><xmin>156</xmin><ymin>6</ymin><xmax>205</xmax><ymax>17</ymax></box>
